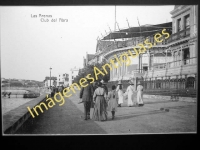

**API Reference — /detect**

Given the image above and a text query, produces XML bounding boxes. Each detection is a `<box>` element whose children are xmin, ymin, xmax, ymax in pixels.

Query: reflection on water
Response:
<box><xmin>1</xmin><ymin>87</ymin><xmax>49</xmax><ymax>115</ymax></box>
<box><xmin>2</xmin><ymin>96</ymin><xmax>34</xmax><ymax>115</ymax></box>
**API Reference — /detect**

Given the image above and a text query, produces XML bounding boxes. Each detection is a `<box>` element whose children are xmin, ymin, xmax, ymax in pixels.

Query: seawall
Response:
<box><xmin>3</xmin><ymin>93</ymin><xmax>49</xmax><ymax>134</ymax></box>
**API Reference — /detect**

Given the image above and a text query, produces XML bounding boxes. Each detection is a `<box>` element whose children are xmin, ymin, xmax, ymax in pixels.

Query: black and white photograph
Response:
<box><xmin>1</xmin><ymin>5</ymin><xmax>197</xmax><ymax>135</ymax></box>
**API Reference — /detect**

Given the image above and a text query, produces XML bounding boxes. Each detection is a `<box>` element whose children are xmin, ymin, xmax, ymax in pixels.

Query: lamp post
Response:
<box><xmin>50</xmin><ymin>67</ymin><xmax>52</xmax><ymax>88</ymax></box>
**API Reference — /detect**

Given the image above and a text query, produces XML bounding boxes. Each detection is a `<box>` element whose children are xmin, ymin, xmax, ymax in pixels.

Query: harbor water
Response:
<box><xmin>1</xmin><ymin>87</ymin><xmax>49</xmax><ymax>115</ymax></box>
<box><xmin>2</xmin><ymin>96</ymin><xmax>34</xmax><ymax>115</ymax></box>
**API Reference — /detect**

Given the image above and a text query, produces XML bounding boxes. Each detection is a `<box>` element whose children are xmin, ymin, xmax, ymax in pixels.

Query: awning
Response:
<box><xmin>102</xmin><ymin>22</ymin><xmax>172</xmax><ymax>40</ymax></box>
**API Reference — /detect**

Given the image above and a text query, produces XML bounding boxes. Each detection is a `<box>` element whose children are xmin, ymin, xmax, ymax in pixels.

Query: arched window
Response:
<box><xmin>170</xmin><ymin>79</ymin><xmax>176</xmax><ymax>88</ymax></box>
<box><xmin>156</xmin><ymin>80</ymin><xmax>161</xmax><ymax>89</ymax></box>
<box><xmin>165</xmin><ymin>79</ymin><xmax>169</xmax><ymax>88</ymax></box>
<box><xmin>186</xmin><ymin>77</ymin><xmax>195</xmax><ymax>89</ymax></box>
<box><xmin>178</xmin><ymin>79</ymin><xmax>181</xmax><ymax>89</ymax></box>
<box><xmin>181</xmin><ymin>79</ymin><xmax>186</xmax><ymax>89</ymax></box>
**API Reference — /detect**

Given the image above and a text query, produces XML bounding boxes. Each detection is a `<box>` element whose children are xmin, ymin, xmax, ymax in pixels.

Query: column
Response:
<box><xmin>194</xmin><ymin>74</ymin><xmax>196</xmax><ymax>89</ymax></box>
<box><xmin>185</xmin><ymin>75</ymin><xmax>187</xmax><ymax>89</ymax></box>
<box><xmin>122</xmin><ymin>56</ymin><xmax>125</xmax><ymax>76</ymax></box>
<box><xmin>176</xmin><ymin>75</ymin><xmax>178</xmax><ymax>89</ymax></box>
<box><xmin>150</xmin><ymin>78</ymin><xmax>151</xmax><ymax>89</ymax></box>
<box><xmin>181</xmin><ymin>46</ymin><xmax>183</xmax><ymax>65</ymax></box>
<box><xmin>148</xmin><ymin>52</ymin><xmax>151</xmax><ymax>70</ymax></box>
<box><xmin>153</xmin><ymin>78</ymin><xmax>155</xmax><ymax>89</ymax></box>
<box><xmin>138</xmin><ymin>54</ymin><xmax>141</xmax><ymax>73</ymax></box>
<box><xmin>152</xmin><ymin>54</ymin><xmax>154</xmax><ymax>70</ymax></box>
<box><xmin>181</xmin><ymin>16</ymin><xmax>185</xmax><ymax>31</ymax></box>
<box><xmin>141</xmin><ymin>54</ymin><xmax>143</xmax><ymax>73</ymax></box>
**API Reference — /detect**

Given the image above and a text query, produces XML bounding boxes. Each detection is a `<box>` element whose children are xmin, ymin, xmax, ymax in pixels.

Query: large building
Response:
<box><xmin>84</xmin><ymin>5</ymin><xmax>197</xmax><ymax>97</ymax></box>
<box><xmin>44</xmin><ymin>76</ymin><xmax>57</xmax><ymax>87</ymax></box>
<box><xmin>69</xmin><ymin>67</ymin><xmax>79</xmax><ymax>85</ymax></box>
<box><xmin>57</xmin><ymin>73</ymin><xmax>69</xmax><ymax>86</ymax></box>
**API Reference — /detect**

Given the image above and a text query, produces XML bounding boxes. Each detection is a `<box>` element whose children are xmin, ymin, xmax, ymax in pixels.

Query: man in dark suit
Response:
<box><xmin>79</xmin><ymin>79</ymin><xmax>93</xmax><ymax>120</ymax></box>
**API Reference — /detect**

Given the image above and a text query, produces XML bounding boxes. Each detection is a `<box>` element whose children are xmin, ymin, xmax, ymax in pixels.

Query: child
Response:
<box><xmin>107</xmin><ymin>85</ymin><xmax>118</xmax><ymax>120</ymax></box>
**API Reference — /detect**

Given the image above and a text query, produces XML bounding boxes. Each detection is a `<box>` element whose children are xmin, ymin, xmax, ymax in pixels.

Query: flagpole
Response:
<box><xmin>126</xmin><ymin>18</ymin><xmax>133</xmax><ymax>40</ymax></box>
<box><xmin>137</xmin><ymin>17</ymin><xmax>141</xmax><ymax>37</ymax></box>
<box><xmin>137</xmin><ymin>17</ymin><xmax>141</xmax><ymax>73</ymax></box>
<box><xmin>116</xmin><ymin>22</ymin><xmax>123</xmax><ymax>41</ymax></box>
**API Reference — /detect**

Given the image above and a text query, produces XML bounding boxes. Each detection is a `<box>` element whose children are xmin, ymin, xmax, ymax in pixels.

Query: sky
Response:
<box><xmin>1</xmin><ymin>5</ymin><xmax>174</xmax><ymax>81</ymax></box>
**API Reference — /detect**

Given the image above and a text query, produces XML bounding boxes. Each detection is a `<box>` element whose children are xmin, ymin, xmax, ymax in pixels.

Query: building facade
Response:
<box><xmin>69</xmin><ymin>67</ymin><xmax>79</xmax><ymax>85</ymax></box>
<box><xmin>143</xmin><ymin>5</ymin><xmax>197</xmax><ymax>95</ymax></box>
<box><xmin>44</xmin><ymin>76</ymin><xmax>57</xmax><ymax>87</ymax></box>
<box><xmin>57</xmin><ymin>73</ymin><xmax>69</xmax><ymax>86</ymax></box>
<box><xmin>86</xmin><ymin>5</ymin><xmax>197</xmax><ymax>97</ymax></box>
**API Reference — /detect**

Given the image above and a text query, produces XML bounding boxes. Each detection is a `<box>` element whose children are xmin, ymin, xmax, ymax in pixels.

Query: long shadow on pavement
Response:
<box><xmin>15</xmin><ymin>97</ymin><xmax>107</xmax><ymax>135</ymax></box>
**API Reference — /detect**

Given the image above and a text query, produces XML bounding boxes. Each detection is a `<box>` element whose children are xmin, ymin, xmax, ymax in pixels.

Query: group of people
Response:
<box><xmin>118</xmin><ymin>79</ymin><xmax>144</xmax><ymax>107</ymax></box>
<box><xmin>79</xmin><ymin>78</ymin><xmax>144</xmax><ymax>121</ymax></box>
<box><xmin>48</xmin><ymin>85</ymin><xmax>65</xmax><ymax>97</ymax></box>
<box><xmin>2</xmin><ymin>92</ymin><xmax>12</xmax><ymax>98</ymax></box>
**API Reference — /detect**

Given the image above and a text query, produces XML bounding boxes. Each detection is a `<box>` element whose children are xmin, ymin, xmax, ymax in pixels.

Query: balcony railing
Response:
<box><xmin>167</xmin><ymin>28</ymin><xmax>190</xmax><ymax>44</ymax></box>
<box><xmin>100</xmin><ymin>28</ymin><xmax>190</xmax><ymax>52</ymax></box>
<box><xmin>153</xmin><ymin>57</ymin><xmax>196</xmax><ymax>70</ymax></box>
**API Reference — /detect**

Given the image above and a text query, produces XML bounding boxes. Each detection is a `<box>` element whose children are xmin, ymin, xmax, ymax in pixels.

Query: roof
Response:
<box><xmin>87</xmin><ymin>54</ymin><xmax>95</xmax><ymax>61</ymax></box>
<box><xmin>102</xmin><ymin>22</ymin><xmax>172</xmax><ymax>40</ymax></box>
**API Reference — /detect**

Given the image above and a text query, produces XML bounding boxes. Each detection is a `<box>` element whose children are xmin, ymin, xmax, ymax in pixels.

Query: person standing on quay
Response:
<box><xmin>79</xmin><ymin>79</ymin><xmax>93</xmax><ymax>120</ymax></box>
<box><xmin>116</xmin><ymin>80</ymin><xmax>124</xmax><ymax>107</ymax></box>
<box><xmin>50</xmin><ymin>86</ymin><xmax>54</xmax><ymax>97</ymax></box>
<box><xmin>137</xmin><ymin>81</ymin><xmax>144</xmax><ymax>106</ymax></box>
<box><xmin>92</xmin><ymin>81</ymin><xmax>107</xmax><ymax>121</ymax></box>
<box><xmin>126</xmin><ymin>79</ymin><xmax>136</xmax><ymax>107</ymax></box>
<box><xmin>107</xmin><ymin>85</ymin><xmax>118</xmax><ymax>120</ymax></box>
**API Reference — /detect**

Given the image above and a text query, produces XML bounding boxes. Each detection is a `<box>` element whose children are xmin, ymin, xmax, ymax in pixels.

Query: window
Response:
<box><xmin>143</xmin><ymin>66</ymin><xmax>148</xmax><ymax>71</ymax></box>
<box><xmin>185</xmin><ymin>14</ymin><xmax>190</xmax><ymax>29</ymax></box>
<box><xmin>186</xmin><ymin>77</ymin><xmax>195</xmax><ymax>88</ymax></box>
<box><xmin>183</xmin><ymin>48</ymin><xmax>190</xmax><ymax>65</ymax></box>
<box><xmin>177</xmin><ymin>18</ymin><xmax>181</xmax><ymax>32</ymax></box>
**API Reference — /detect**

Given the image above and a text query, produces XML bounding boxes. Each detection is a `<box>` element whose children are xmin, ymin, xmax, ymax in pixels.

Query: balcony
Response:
<box><xmin>167</xmin><ymin>28</ymin><xmax>190</xmax><ymax>44</ymax></box>
<box><xmin>153</xmin><ymin>57</ymin><xmax>196</xmax><ymax>70</ymax></box>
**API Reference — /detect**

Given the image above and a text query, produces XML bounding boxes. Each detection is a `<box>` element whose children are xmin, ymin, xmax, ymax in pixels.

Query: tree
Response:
<box><xmin>72</xmin><ymin>58</ymin><xmax>111</xmax><ymax>85</ymax></box>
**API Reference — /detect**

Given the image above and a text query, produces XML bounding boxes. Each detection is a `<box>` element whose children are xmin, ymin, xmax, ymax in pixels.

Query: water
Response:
<box><xmin>2</xmin><ymin>96</ymin><xmax>34</xmax><ymax>115</ymax></box>
<box><xmin>1</xmin><ymin>87</ymin><xmax>49</xmax><ymax>115</ymax></box>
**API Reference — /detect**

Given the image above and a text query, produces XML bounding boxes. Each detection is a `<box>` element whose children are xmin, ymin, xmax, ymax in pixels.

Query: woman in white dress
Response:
<box><xmin>136</xmin><ymin>81</ymin><xmax>144</xmax><ymax>106</ymax></box>
<box><xmin>116</xmin><ymin>80</ymin><xmax>124</xmax><ymax>107</ymax></box>
<box><xmin>126</xmin><ymin>80</ymin><xmax>136</xmax><ymax>107</ymax></box>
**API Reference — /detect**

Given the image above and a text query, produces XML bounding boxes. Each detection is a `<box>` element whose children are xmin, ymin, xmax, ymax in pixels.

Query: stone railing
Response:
<box><xmin>153</xmin><ymin>57</ymin><xmax>196</xmax><ymax>70</ymax></box>
<box><xmin>3</xmin><ymin>93</ymin><xmax>49</xmax><ymax>134</ymax></box>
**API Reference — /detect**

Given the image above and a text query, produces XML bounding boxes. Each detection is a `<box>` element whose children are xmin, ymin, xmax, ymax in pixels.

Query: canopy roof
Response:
<box><xmin>102</xmin><ymin>22</ymin><xmax>172</xmax><ymax>40</ymax></box>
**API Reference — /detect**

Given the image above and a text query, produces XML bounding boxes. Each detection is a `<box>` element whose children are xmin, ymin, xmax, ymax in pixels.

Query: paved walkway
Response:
<box><xmin>15</xmin><ymin>89</ymin><xmax>197</xmax><ymax>134</ymax></box>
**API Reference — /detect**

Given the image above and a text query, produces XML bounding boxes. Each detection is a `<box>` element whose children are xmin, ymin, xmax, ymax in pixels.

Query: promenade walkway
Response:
<box><xmin>15</xmin><ymin>89</ymin><xmax>197</xmax><ymax>134</ymax></box>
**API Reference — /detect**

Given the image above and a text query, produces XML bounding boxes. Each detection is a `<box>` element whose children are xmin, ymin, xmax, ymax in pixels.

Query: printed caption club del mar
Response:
<box><xmin>31</xmin><ymin>14</ymin><xmax>68</xmax><ymax>22</ymax></box>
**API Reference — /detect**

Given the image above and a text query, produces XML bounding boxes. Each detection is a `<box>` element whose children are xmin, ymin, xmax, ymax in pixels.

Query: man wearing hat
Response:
<box><xmin>116</xmin><ymin>80</ymin><xmax>124</xmax><ymax>107</ymax></box>
<box><xmin>125</xmin><ymin>79</ymin><xmax>136</xmax><ymax>107</ymax></box>
<box><xmin>136</xmin><ymin>81</ymin><xmax>144</xmax><ymax>106</ymax></box>
<box><xmin>79</xmin><ymin>78</ymin><xmax>94</xmax><ymax>120</ymax></box>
